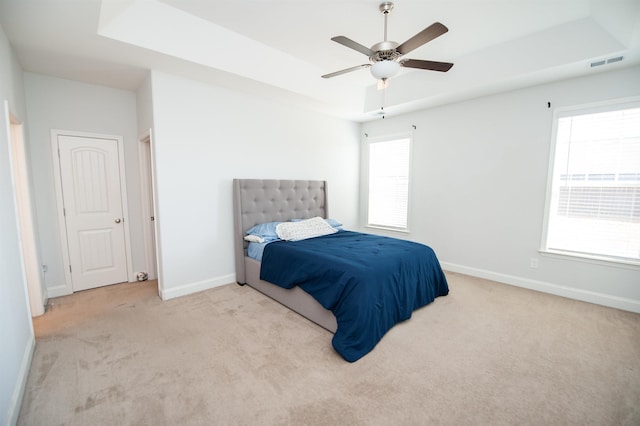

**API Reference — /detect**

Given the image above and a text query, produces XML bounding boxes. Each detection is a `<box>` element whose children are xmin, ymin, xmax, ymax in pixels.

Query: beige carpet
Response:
<box><xmin>18</xmin><ymin>273</ymin><xmax>640</xmax><ymax>425</ymax></box>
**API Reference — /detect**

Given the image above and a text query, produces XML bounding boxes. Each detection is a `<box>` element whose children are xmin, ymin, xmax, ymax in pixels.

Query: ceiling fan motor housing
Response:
<box><xmin>371</xmin><ymin>40</ymin><xmax>399</xmax><ymax>54</ymax></box>
<box><xmin>370</xmin><ymin>47</ymin><xmax>401</xmax><ymax>63</ymax></box>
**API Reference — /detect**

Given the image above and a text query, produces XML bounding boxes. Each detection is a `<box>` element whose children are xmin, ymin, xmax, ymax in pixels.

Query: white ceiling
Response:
<box><xmin>1</xmin><ymin>0</ymin><xmax>639</xmax><ymax>121</ymax></box>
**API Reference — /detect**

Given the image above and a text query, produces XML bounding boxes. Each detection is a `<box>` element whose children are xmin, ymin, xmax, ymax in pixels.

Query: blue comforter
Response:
<box><xmin>260</xmin><ymin>231</ymin><xmax>449</xmax><ymax>362</ymax></box>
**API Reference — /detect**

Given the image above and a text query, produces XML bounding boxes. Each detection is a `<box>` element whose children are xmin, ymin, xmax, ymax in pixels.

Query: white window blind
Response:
<box><xmin>544</xmin><ymin>102</ymin><xmax>640</xmax><ymax>263</ymax></box>
<box><xmin>367</xmin><ymin>137</ymin><xmax>411</xmax><ymax>230</ymax></box>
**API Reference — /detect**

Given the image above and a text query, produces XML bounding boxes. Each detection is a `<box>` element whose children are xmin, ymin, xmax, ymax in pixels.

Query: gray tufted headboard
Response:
<box><xmin>233</xmin><ymin>179</ymin><xmax>329</xmax><ymax>284</ymax></box>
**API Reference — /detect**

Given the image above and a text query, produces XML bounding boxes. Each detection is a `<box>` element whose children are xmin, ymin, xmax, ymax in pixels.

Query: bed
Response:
<box><xmin>233</xmin><ymin>179</ymin><xmax>449</xmax><ymax>362</ymax></box>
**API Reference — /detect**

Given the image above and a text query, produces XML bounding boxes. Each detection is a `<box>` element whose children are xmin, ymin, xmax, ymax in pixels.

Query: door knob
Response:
<box><xmin>115</xmin><ymin>218</ymin><xmax>121</xmax><ymax>223</ymax></box>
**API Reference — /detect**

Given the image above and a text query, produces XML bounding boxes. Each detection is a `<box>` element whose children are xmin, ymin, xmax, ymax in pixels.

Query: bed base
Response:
<box><xmin>245</xmin><ymin>257</ymin><xmax>337</xmax><ymax>332</ymax></box>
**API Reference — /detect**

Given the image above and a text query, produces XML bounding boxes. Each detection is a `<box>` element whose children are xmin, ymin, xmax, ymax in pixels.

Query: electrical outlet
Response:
<box><xmin>42</xmin><ymin>264</ymin><xmax>48</xmax><ymax>273</ymax></box>
<box><xmin>530</xmin><ymin>258</ymin><xmax>539</xmax><ymax>269</ymax></box>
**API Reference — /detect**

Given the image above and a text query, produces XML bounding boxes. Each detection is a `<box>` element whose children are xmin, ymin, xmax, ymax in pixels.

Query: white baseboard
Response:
<box><xmin>160</xmin><ymin>273</ymin><xmax>236</xmax><ymax>301</ymax></box>
<box><xmin>5</xmin><ymin>334</ymin><xmax>35</xmax><ymax>426</ymax></box>
<box><xmin>441</xmin><ymin>262</ymin><xmax>640</xmax><ymax>313</ymax></box>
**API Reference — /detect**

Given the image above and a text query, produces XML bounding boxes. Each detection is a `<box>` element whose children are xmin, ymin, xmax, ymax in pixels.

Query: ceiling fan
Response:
<box><xmin>321</xmin><ymin>2</ymin><xmax>453</xmax><ymax>88</ymax></box>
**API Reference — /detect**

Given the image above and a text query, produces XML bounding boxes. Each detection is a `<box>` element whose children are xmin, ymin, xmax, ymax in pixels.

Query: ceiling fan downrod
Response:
<box><xmin>380</xmin><ymin>2</ymin><xmax>394</xmax><ymax>42</ymax></box>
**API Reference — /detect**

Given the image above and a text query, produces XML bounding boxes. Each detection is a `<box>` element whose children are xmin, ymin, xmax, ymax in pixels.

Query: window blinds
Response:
<box><xmin>367</xmin><ymin>138</ymin><xmax>411</xmax><ymax>230</ymax></box>
<box><xmin>545</xmin><ymin>105</ymin><xmax>640</xmax><ymax>262</ymax></box>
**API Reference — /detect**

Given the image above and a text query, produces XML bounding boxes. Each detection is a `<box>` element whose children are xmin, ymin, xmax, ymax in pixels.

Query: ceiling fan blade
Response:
<box><xmin>396</xmin><ymin>22</ymin><xmax>448</xmax><ymax>55</ymax></box>
<box><xmin>331</xmin><ymin>36</ymin><xmax>374</xmax><ymax>56</ymax></box>
<box><xmin>322</xmin><ymin>64</ymin><xmax>371</xmax><ymax>79</ymax></box>
<box><xmin>401</xmin><ymin>59</ymin><xmax>454</xmax><ymax>72</ymax></box>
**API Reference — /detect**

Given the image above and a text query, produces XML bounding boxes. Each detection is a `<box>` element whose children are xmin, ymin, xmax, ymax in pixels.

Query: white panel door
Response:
<box><xmin>58</xmin><ymin>135</ymin><xmax>128</xmax><ymax>291</ymax></box>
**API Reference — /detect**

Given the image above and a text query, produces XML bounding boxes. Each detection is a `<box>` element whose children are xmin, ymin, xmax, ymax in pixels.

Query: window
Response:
<box><xmin>366</xmin><ymin>136</ymin><xmax>411</xmax><ymax>230</ymax></box>
<box><xmin>543</xmin><ymin>99</ymin><xmax>640</xmax><ymax>264</ymax></box>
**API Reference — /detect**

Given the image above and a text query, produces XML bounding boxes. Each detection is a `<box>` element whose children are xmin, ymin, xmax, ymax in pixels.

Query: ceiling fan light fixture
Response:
<box><xmin>377</xmin><ymin>78</ymin><xmax>390</xmax><ymax>90</ymax></box>
<box><xmin>370</xmin><ymin>60</ymin><xmax>400</xmax><ymax>80</ymax></box>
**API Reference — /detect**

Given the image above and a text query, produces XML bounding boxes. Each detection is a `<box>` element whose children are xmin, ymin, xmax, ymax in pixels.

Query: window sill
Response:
<box><xmin>539</xmin><ymin>249</ymin><xmax>640</xmax><ymax>271</ymax></box>
<box><xmin>364</xmin><ymin>224</ymin><xmax>410</xmax><ymax>234</ymax></box>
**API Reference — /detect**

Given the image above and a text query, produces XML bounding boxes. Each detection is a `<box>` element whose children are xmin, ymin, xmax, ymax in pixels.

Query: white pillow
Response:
<box><xmin>275</xmin><ymin>216</ymin><xmax>337</xmax><ymax>241</ymax></box>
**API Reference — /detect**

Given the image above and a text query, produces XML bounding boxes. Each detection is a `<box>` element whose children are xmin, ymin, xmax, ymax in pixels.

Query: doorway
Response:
<box><xmin>51</xmin><ymin>130</ymin><xmax>133</xmax><ymax>292</ymax></box>
<box><xmin>139</xmin><ymin>131</ymin><xmax>158</xmax><ymax>281</ymax></box>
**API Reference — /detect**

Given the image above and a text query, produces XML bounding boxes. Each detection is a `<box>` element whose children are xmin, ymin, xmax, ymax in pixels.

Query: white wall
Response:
<box><xmin>136</xmin><ymin>73</ymin><xmax>154</xmax><ymax>133</ymax></box>
<box><xmin>361</xmin><ymin>65</ymin><xmax>640</xmax><ymax>312</ymax></box>
<box><xmin>0</xmin><ymin>24</ymin><xmax>35</xmax><ymax>426</ymax></box>
<box><xmin>23</xmin><ymin>73</ymin><xmax>145</xmax><ymax>296</ymax></box>
<box><xmin>149</xmin><ymin>71</ymin><xmax>360</xmax><ymax>299</ymax></box>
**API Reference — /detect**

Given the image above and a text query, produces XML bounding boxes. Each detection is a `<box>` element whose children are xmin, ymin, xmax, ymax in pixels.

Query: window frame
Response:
<box><xmin>540</xmin><ymin>96</ymin><xmax>640</xmax><ymax>268</ymax></box>
<box><xmin>363</xmin><ymin>132</ymin><xmax>414</xmax><ymax>233</ymax></box>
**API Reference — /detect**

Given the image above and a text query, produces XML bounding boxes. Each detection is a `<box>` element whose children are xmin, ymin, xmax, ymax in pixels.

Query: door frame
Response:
<box><xmin>138</xmin><ymin>129</ymin><xmax>158</xmax><ymax>281</ymax></box>
<box><xmin>51</xmin><ymin>129</ymin><xmax>134</xmax><ymax>293</ymax></box>
<box><xmin>4</xmin><ymin>101</ymin><xmax>46</xmax><ymax>315</ymax></box>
